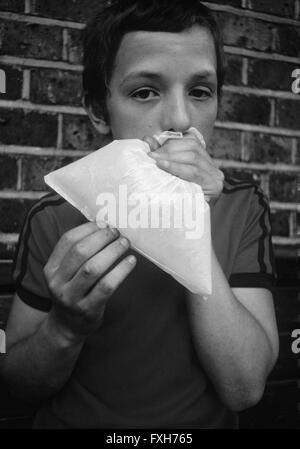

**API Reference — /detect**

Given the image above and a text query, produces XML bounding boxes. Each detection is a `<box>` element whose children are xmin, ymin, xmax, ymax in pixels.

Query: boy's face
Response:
<box><xmin>105</xmin><ymin>25</ymin><xmax>218</xmax><ymax>145</ymax></box>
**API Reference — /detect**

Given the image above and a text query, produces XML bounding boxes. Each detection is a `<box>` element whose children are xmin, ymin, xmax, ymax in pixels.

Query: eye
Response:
<box><xmin>189</xmin><ymin>88</ymin><xmax>212</xmax><ymax>100</ymax></box>
<box><xmin>131</xmin><ymin>88</ymin><xmax>159</xmax><ymax>101</ymax></box>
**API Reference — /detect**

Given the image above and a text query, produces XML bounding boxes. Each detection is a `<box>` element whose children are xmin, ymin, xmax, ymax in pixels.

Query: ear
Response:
<box><xmin>82</xmin><ymin>94</ymin><xmax>111</xmax><ymax>136</ymax></box>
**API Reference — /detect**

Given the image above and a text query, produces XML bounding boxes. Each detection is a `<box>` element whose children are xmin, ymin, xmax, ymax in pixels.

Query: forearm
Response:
<box><xmin>1</xmin><ymin>315</ymin><xmax>84</xmax><ymax>404</ymax></box>
<box><xmin>186</xmin><ymin>245</ymin><xmax>276</xmax><ymax>411</ymax></box>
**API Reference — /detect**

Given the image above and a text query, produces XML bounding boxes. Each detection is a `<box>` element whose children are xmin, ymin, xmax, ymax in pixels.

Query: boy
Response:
<box><xmin>1</xmin><ymin>0</ymin><xmax>279</xmax><ymax>428</ymax></box>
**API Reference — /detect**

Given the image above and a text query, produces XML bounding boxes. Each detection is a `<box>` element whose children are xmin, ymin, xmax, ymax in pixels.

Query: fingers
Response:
<box><xmin>85</xmin><ymin>254</ymin><xmax>137</xmax><ymax>307</ymax></box>
<box><xmin>45</xmin><ymin>222</ymin><xmax>119</xmax><ymax>283</ymax></box>
<box><xmin>143</xmin><ymin>135</ymin><xmax>161</xmax><ymax>152</ymax></box>
<box><xmin>155</xmin><ymin>159</ymin><xmax>200</xmax><ymax>182</ymax></box>
<box><xmin>149</xmin><ymin>150</ymin><xmax>200</xmax><ymax>165</ymax></box>
<box><xmin>44</xmin><ymin>222</ymin><xmax>99</xmax><ymax>277</ymax></box>
<box><xmin>60</xmin><ymin>226</ymin><xmax>120</xmax><ymax>283</ymax></box>
<box><xmin>69</xmin><ymin>236</ymin><xmax>131</xmax><ymax>296</ymax></box>
<box><xmin>148</xmin><ymin>137</ymin><xmax>212</xmax><ymax>163</ymax></box>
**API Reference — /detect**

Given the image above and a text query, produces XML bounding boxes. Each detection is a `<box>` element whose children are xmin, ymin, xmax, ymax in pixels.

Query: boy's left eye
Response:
<box><xmin>190</xmin><ymin>88</ymin><xmax>212</xmax><ymax>100</ymax></box>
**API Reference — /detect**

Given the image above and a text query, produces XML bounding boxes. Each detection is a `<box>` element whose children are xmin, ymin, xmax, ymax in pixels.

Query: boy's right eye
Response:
<box><xmin>131</xmin><ymin>88</ymin><xmax>159</xmax><ymax>101</ymax></box>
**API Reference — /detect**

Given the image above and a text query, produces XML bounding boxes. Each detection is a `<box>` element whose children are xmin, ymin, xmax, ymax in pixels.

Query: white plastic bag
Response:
<box><xmin>44</xmin><ymin>132</ymin><xmax>212</xmax><ymax>296</ymax></box>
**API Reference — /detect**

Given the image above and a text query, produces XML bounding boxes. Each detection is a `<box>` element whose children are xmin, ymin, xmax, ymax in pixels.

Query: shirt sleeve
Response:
<box><xmin>229</xmin><ymin>186</ymin><xmax>277</xmax><ymax>293</ymax></box>
<box><xmin>11</xmin><ymin>195</ymin><xmax>57</xmax><ymax>312</ymax></box>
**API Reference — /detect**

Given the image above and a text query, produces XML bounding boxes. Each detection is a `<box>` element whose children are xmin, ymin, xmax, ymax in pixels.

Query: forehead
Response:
<box><xmin>112</xmin><ymin>25</ymin><xmax>217</xmax><ymax>81</ymax></box>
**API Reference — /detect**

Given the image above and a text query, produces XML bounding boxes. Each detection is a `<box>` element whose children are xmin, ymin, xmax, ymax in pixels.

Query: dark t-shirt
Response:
<box><xmin>11</xmin><ymin>176</ymin><xmax>276</xmax><ymax>428</ymax></box>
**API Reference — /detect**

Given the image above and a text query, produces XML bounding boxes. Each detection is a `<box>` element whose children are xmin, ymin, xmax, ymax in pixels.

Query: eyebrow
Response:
<box><xmin>120</xmin><ymin>70</ymin><xmax>217</xmax><ymax>86</ymax></box>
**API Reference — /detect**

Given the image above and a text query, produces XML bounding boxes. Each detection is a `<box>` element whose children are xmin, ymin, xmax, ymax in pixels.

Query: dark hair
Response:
<box><xmin>83</xmin><ymin>0</ymin><xmax>225</xmax><ymax>117</ymax></box>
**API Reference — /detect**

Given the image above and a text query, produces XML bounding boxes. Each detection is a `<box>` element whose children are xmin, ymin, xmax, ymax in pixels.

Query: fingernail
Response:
<box><xmin>120</xmin><ymin>237</ymin><xmax>129</xmax><ymax>247</ymax></box>
<box><xmin>127</xmin><ymin>255</ymin><xmax>136</xmax><ymax>265</ymax></box>
<box><xmin>111</xmin><ymin>227</ymin><xmax>119</xmax><ymax>236</ymax></box>
<box><xmin>97</xmin><ymin>219</ymin><xmax>109</xmax><ymax>229</ymax></box>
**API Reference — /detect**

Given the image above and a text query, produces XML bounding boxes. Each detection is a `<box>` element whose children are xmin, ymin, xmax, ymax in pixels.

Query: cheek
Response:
<box><xmin>107</xmin><ymin>98</ymin><xmax>136</xmax><ymax>138</ymax></box>
<box><xmin>107</xmin><ymin>98</ymin><xmax>157</xmax><ymax>140</ymax></box>
<box><xmin>197</xmin><ymin>102</ymin><xmax>218</xmax><ymax>145</ymax></box>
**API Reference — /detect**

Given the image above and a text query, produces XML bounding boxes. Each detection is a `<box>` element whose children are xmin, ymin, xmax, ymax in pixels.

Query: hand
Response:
<box><xmin>43</xmin><ymin>222</ymin><xmax>136</xmax><ymax>343</ymax></box>
<box><xmin>144</xmin><ymin>132</ymin><xmax>224</xmax><ymax>204</ymax></box>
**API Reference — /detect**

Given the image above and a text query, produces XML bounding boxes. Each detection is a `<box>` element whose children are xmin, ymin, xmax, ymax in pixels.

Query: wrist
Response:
<box><xmin>43</xmin><ymin>313</ymin><xmax>86</xmax><ymax>349</ymax></box>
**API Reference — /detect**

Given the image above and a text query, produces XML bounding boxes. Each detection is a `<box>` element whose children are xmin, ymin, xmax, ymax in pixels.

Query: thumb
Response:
<box><xmin>143</xmin><ymin>135</ymin><xmax>161</xmax><ymax>152</ymax></box>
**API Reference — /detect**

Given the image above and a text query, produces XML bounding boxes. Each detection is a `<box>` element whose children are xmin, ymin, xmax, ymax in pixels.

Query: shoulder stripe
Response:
<box><xmin>12</xmin><ymin>192</ymin><xmax>66</xmax><ymax>287</ymax></box>
<box><xmin>223</xmin><ymin>177</ymin><xmax>276</xmax><ymax>277</ymax></box>
<box><xmin>251</xmin><ymin>185</ymin><xmax>276</xmax><ymax>277</ymax></box>
<box><xmin>254</xmin><ymin>186</ymin><xmax>268</xmax><ymax>274</ymax></box>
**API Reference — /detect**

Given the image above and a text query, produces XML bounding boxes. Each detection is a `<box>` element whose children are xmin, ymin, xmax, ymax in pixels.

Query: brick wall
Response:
<box><xmin>0</xmin><ymin>0</ymin><xmax>299</xmax><ymax>428</ymax></box>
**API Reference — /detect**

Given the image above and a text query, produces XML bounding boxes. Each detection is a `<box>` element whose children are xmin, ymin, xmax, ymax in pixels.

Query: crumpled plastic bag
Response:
<box><xmin>44</xmin><ymin>129</ymin><xmax>212</xmax><ymax>296</ymax></box>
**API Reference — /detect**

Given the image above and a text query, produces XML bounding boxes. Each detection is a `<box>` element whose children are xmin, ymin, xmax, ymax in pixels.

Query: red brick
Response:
<box><xmin>31</xmin><ymin>69</ymin><xmax>82</xmax><ymax>106</ymax></box>
<box><xmin>248</xmin><ymin>0</ymin><xmax>295</xmax><ymax>17</ymax></box>
<box><xmin>270</xmin><ymin>210</ymin><xmax>290</xmax><ymax>237</ymax></box>
<box><xmin>269</xmin><ymin>173</ymin><xmax>298</xmax><ymax>202</ymax></box>
<box><xmin>243</xmin><ymin>133</ymin><xmax>293</xmax><ymax>164</ymax></box>
<box><xmin>276</xmin><ymin>25</ymin><xmax>300</xmax><ymax>58</ymax></box>
<box><xmin>0</xmin><ymin>156</ymin><xmax>18</xmax><ymax>189</ymax></box>
<box><xmin>0</xmin><ymin>20</ymin><xmax>62</xmax><ymax>60</ymax></box>
<box><xmin>0</xmin><ymin>65</ymin><xmax>22</xmax><ymax>100</ymax></box>
<box><xmin>208</xmin><ymin>128</ymin><xmax>242</xmax><ymax>160</ymax></box>
<box><xmin>0</xmin><ymin>0</ymin><xmax>24</xmax><ymax>12</ymax></box>
<box><xmin>62</xmin><ymin>114</ymin><xmax>110</xmax><ymax>151</ymax></box>
<box><xmin>0</xmin><ymin>199</ymin><xmax>35</xmax><ymax>233</ymax></box>
<box><xmin>218</xmin><ymin>92</ymin><xmax>271</xmax><ymax>125</ymax></box>
<box><xmin>32</xmin><ymin>0</ymin><xmax>106</xmax><ymax>22</ymax></box>
<box><xmin>65</xmin><ymin>29</ymin><xmax>83</xmax><ymax>65</ymax></box>
<box><xmin>248</xmin><ymin>59</ymin><xmax>298</xmax><ymax>91</ymax></box>
<box><xmin>216</xmin><ymin>13</ymin><xmax>274</xmax><ymax>51</ymax></box>
<box><xmin>276</xmin><ymin>100</ymin><xmax>300</xmax><ymax>130</ymax></box>
<box><xmin>22</xmin><ymin>156</ymin><xmax>76</xmax><ymax>191</ymax></box>
<box><xmin>0</xmin><ymin>110</ymin><xmax>57</xmax><ymax>147</ymax></box>
<box><xmin>224</xmin><ymin>55</ymin><xmax>243</xmax><ymax>86</ymax></box>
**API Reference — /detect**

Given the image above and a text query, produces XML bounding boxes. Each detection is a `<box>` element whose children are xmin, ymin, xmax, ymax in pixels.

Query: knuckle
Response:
<box><xmin>192</xmin><ymin>151</ymin><xmax>199</xmax><ymax>163</ymax></box>
<box><xmin>62</xmin><ymin>230</ymin><xmax>75</xmax><ymax>245</ymax></box>
<box><xmin>43</xmin><ymin>263</ymin><xmax>50</xmax><ymax>279</ymax></box>
<box><xmin>218</xmin><ymin>169</ymin><xmax>225</xmax><ymax>182</ymax></box>
<box><xmin>73</xmin><ymin>241</ymin><xmax>87</xmax><ymax>257</ymax></box>
<box><xmin>76</xmin><ymin>301</ymin><xmax>90</xmax><ymax>316</ymax></box>
<box><xmin>47</xmin><ymin>278</ymin><xmax>56</xmax><ymax>294</ymax></box>
<box><xmin>118</xmin><ymin>237</ymin><xmax>129</xmax><ymax>250</ymax></box>
<box><xmin>48</xmin><ymin>279</ymin><xmax>62</xmax><ymax>300</ymax></box>
<box><xmin>99</xmin><ymin>280</ymin><xmax>114</xmax><ymax>297</ymax></box>
<box><xmin>81</xmin><ymin>263</ymin><xmax>97</xmax><ymax>278</ymax></box>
